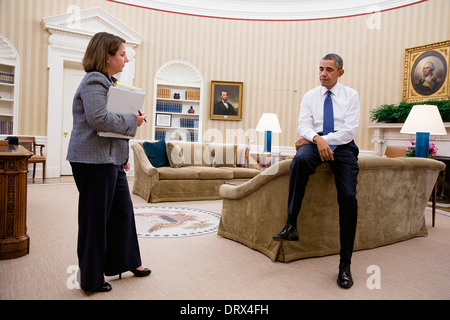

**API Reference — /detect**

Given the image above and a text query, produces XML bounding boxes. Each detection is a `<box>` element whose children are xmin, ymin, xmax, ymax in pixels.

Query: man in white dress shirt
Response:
<box><xmin>273</xmin><ymin>53</ymin><xmax>360</xmax><ymax>289</ymax></box>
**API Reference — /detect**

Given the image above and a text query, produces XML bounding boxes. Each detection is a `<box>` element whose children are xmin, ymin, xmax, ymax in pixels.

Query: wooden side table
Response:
<box><xmin>0</xmin><ymin>144</ymin><xmax>32</xmax><ymax>260</ymax></box>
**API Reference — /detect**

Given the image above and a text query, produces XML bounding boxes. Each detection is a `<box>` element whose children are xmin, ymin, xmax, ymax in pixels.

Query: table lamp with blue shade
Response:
<box><xmin>255</xmin><ymin>113</ymin><xmax>282</xmax><ymax>154</ymax></box>
<box><xmin>400</xmin><ymin>105</ymin><xmax>447</xmax><ymax>158</ymax></box>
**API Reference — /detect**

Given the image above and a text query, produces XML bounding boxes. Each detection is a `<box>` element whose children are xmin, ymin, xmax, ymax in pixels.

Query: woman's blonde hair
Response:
<box><xmin>82</xmin><ymin>32</ymin><xmax>126</xmax><ymax>74</ymax></box>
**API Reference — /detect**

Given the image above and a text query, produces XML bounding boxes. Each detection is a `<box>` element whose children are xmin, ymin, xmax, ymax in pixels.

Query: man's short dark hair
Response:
<box><xmin>322</xmin><ymin>53</ymin><xmax>343</xmax><ymax>70</ymax></box>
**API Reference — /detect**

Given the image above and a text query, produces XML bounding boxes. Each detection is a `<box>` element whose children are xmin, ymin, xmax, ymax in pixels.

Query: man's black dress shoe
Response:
<box><xmin>337</xmin><ymin>263</ymin><xmax>353</xmax><ymax>289</ymax></box>
<box><xmin>94</xmin><ymin>282</ymin><xmax>112</xmax><ymax>292</ymax></box>
<box><xmin>273</xmin><ymin>223</ymin><xmax>299</xmax><ymax>241</ymax></box>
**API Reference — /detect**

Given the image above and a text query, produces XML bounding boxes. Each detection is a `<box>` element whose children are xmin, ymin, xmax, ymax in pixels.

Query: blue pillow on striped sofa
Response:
<box><xmin>143</xmin><ymin>140</ymin><xmax>170</xmax><ymax>168</ymax></box>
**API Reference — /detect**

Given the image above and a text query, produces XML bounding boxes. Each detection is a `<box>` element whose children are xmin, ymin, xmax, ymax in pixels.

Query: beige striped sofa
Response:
<box><xmin>131</xmin><ymin>141</ymin><xmax>260</xmax><ymax>203</ymax></box>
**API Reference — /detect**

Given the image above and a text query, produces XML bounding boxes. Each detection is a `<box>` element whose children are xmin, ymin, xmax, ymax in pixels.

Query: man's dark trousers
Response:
<box><xmin>287</xmin><ymin>141</ymin><xmax>359</xmax><ymax>264</ymax></box>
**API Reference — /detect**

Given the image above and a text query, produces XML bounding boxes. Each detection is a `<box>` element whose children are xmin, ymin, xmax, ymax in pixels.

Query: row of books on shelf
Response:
<box><xmin>185</xmin><ymin>90</ymin><xmax>200</xmax><ymax>101</ymax></box>
<box><xmin>0</xmin><ymin>72</ymin><xmax>14</xmax><ymax>84</ymax></box>
<box><xmin>0</xmin><ymin>121</ymin><xmax>13</xmax><ymax>134</ymax></box>
<box><xmin>179</xmin><ymin>118</ymin><xmax>199</xmax><ymax>128</ymax></box>
<box><xmin>156</xmin><ymin>102</ymin><xmax>183</xmax><ymax>113</ymax></box>
<box><xmin>156</xmin><ymin>88</ymin><xmax>171</xmax><ymax>99</ymax></box>
<box><xmin>187</xmin><ymin>132</ymin><xmax>199</xmax><ymax>142</ymax></box>
<box><xmin>154</xmin><ymin>131</ymin><xmax>199</xmax><ymax>142</ymax></box>
<box><xmin>157</xmin><ymin>88</ymin><xmax>200</xmax><ymax>101</ymax></box>
<box><xmin>154</xmin><ymin>130</ymin><xmax>167</xmax><ymax>141</ymax></box>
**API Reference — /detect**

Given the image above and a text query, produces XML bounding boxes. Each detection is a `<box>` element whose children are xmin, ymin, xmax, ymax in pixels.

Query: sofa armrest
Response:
<box><xmin>131</xmin><ymin>143</ymin><xmax>159</xmax><ymax>177</ymax></box>
<box><xmin>131</xmin><ymin>143</ymin><xmax>160</xmax><ymax>202</ymax></box>
<box><xmin>219</xmin><ymin>160</ymin><xmax>291</xmax><ymax>199</ymax></box>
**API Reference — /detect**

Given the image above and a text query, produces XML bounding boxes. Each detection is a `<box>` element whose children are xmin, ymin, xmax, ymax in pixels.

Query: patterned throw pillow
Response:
<box><xmin>236</xmin><ymin>146</ymin><xmax>250</xmax><ymax>168</ymax></box>
<box><xmin>166</xmin><ymin>142</ymin><xmax>185</xmax><ymax>168</ymax></box>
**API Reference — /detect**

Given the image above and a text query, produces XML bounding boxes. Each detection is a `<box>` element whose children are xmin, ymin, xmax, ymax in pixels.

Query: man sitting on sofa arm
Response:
<box><xmin>273</xmin><ymin>53</ymin><xmax>360</xmax><ymax>289</ymax></box>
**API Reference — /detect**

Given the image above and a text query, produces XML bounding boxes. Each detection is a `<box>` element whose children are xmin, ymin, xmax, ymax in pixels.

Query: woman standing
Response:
<box><xmin>67</xmin><ymin>32</ymin><xmax>150</xmax><ymax>292</ymax></box>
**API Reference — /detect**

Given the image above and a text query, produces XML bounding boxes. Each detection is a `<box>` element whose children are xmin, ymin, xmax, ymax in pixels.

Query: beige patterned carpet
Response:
<box><xmin>1</xmin><ymin>180</ymin><xmax>450</xmax><ymax>302</ymax></box>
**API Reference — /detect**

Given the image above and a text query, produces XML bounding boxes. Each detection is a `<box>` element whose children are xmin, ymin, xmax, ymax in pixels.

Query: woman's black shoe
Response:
<box><xmin>94</xmin><ymin>282</ymin><xmax>112</xmax><ymax>292</ymax></box>
<box><xmin>131</xmin><ymin>268</ymin><xmax>151</xmax><ymax>277</ymax></box>
<box><xmin>119</xmin><ymin>268</ymin><xmax>151</xmax><ymax>279</ymax></box>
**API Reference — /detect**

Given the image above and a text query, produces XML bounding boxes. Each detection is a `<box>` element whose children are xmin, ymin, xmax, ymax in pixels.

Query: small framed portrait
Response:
<box><xmin>210</xmin><ymin>80</ymin><xmax>243</xmax><ymax>120</ymax></box>
<box><xmin>155</xmin><ymin>113</ymin><xmax>172</xmax><ymax>127</ymax></box>
<box><xmin>403</xmin><ymin>40</ymin><xmax>449</xmax><ymax>102</ymax></box>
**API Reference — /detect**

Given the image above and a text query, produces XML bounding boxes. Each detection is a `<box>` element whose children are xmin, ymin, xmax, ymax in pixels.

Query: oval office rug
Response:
<box><xmin>134</xmin><ymin>206</ymin><xmax>220</xmax><ymax>238</ymax></box>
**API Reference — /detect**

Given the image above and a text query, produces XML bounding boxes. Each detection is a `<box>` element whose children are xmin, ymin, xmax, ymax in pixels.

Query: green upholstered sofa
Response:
<box><xmin>217</xmin><ymin>156</ymin><xmax>445</xmax><ymax>262</ymax></box>
<box><xmin>131</xmin><ymin>141</ymin><xmax>260</xmax><ymax>203</ymax></box>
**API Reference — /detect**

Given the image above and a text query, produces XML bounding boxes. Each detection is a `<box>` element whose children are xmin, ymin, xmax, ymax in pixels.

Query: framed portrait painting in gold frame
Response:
<box><xmin>403</xmin><ymin>40</ymin><xmax>449</xmax><ymax>102</ymax></box>
<box><xmin>210</xmin><ymin>81</ymin><xmax>243</xmax><ymax>120</ymax></box>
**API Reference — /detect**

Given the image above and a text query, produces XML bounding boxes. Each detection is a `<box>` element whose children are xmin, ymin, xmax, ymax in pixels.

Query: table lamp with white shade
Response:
<box><xmin>400</xmin><ymin>104</ymin><xmax>447</xmax><ymax>158</ymax></box>
<box><xmin>255</xmin><ymin>113</ymin><xmax>282</xmax><ymax>154</ymax></box>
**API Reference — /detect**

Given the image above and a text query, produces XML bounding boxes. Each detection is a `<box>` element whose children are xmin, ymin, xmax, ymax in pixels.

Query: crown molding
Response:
<box><xmin>108</xmin><ymin>0</ymin><xmax>426</xmax><ymax>21</ymax></box>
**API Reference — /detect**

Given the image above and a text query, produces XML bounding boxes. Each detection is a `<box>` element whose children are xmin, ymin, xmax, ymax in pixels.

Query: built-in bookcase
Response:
<box><xmin>152</xmin><ymin>60</ymin><xmax>203</xmax><ymax>142</ymax></box>
<box><xmin>0</xmin><ymin>35</ymin><xmax>19</xmax><ymax>136</ymax></box>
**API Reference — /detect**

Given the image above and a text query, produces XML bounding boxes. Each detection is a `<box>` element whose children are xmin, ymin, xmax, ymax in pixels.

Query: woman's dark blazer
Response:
<box><xmin>66</xmin><ymin>72</ymin><xmax>137</xmax><ymax>165</ymax></box>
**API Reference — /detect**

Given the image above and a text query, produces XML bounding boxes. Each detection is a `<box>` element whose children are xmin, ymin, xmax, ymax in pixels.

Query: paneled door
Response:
<box><xmin>61</xmin><ymin>62</ymin><xmax>85</xmax><ymax>175</ymax></box>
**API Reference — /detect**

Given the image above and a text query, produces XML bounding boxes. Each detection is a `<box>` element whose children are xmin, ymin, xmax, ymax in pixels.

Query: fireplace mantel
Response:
<box><xmin>367</xmin><ymin>122</ymin><xmax>450</xmax><ymax>156</ymax></box>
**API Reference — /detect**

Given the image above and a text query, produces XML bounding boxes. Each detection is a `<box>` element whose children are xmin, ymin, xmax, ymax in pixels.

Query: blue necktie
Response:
<box><xmin>323</xmin><ymin>90</ymin><xmax>336</xmax><ymax>151</ymax></box>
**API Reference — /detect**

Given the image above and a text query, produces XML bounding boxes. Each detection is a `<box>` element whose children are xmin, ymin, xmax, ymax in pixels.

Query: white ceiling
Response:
<box><xmin>110</xmin><ymin>0</ymin><xmax>425</xmax><ymax>20</ymax></box>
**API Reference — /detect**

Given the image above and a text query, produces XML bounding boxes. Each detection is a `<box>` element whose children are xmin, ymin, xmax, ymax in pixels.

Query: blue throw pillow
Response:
<box><xmin>143</xmin><ymin>140</ymin><xmax>170</xmax><ymax>168</ymax></box>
